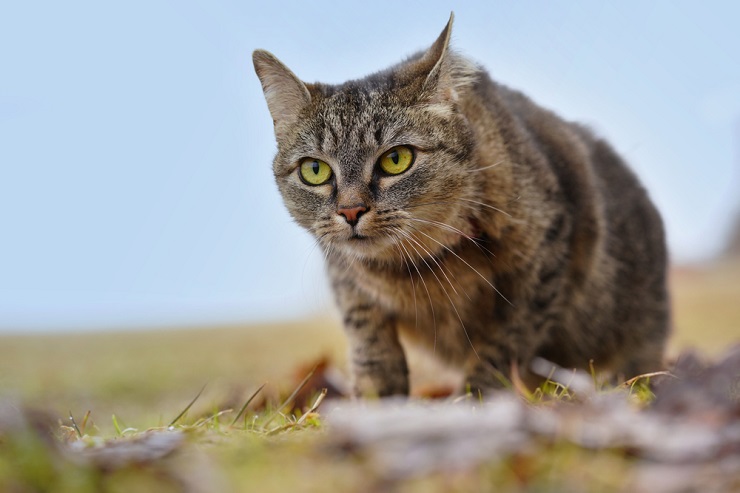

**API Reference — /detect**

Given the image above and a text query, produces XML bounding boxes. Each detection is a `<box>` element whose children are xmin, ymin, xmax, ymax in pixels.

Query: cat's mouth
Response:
<box><xmin>337</xmin><ymin>228</ymin><xmax>397</xmax><ymax>257</ymax></box>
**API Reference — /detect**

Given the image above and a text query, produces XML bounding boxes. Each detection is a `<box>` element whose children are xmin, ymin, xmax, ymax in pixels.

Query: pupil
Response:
<box><xmin>391</xmin><ymin>151</ymin><xmax>399</xmax><ymax>164</ymax></box>
<box><xmin>312</xmin><ymin>161</ymin><xmax>320</xmax><ymax>175</ymax></box>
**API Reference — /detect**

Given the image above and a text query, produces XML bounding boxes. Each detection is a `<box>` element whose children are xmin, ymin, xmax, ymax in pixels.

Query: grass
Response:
<box><xmin>1</xmin><ymin>369</ymin><xmax>664</xmax><ymax>493</ymax></box>
<box><xmin>0</xmin><ymin>318</ymin><xmax>346</xmax><ymax>435</ymax></box>
<box><xmin>0</xmin><ymin>260</ymin><xmax>738</xmax><ymax>492</ymax></box>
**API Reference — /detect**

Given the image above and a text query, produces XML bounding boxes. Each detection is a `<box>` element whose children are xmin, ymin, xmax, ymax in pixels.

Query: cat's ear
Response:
<box><xmin>418</xmin><ymin>13</ymin><xmax>475</xmax><ymax>104</ymax></box>
<box><xmin>253</xmin><ymin>50</ymin><xmax>311</xmax><ymax>138</ymax></box>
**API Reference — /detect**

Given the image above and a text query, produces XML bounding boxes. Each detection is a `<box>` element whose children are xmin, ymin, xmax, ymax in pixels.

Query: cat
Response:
<box><xmin>252</xmin><ymin>13</ymin><xmax>670</xmax><ymax>397</ymax></box>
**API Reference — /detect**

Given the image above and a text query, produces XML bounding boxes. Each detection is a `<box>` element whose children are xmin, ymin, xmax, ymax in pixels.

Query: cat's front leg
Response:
<box><xmin>342</xmin><ymin>304</ymin><xmax>409</xmax><ymax>398</ymax></box>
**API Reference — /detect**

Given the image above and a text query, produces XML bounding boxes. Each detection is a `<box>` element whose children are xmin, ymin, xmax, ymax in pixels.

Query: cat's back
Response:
<box><xmin>471</xmin><ymin>73</ymin><xmax>666</xmax><ymax>266</ymax></box>
<box><xmin>492</xmin><ymin>81</ymin><xmax>667</xmax><ymax>271</ymax></box>
<box><xmin>462</xmin><ymin>70</ymin><xmax>669</xmax><ymax>373</ymax></box>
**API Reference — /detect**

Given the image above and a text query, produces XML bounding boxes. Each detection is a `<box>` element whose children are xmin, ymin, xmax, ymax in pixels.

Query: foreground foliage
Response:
<box><xmin>1</xmin><ymin>347</ymin><xmax>738</xmax><ymax>493</ymax></box>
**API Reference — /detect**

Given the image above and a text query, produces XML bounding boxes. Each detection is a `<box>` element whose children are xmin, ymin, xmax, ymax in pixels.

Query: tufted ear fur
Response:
<box><xmin>253</xmin><ymin>50</ymin><xmax>311</xmax><ymax>139</ymax></box>
<box><xmin>417</xmin><ymin>13</ymin><xmax>477</xmax><ymax>104</ymax></box>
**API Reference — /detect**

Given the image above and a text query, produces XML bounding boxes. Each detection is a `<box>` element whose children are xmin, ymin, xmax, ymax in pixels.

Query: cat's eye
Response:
<box><xmin>299</xmin><ymin>158</ymin><xmax>333</xmax><ymax>185</ymax></box>
<box><xmin>378</xmin><ymin>146</ymin><xmax>414</xmax><ymax>176</ymax></box>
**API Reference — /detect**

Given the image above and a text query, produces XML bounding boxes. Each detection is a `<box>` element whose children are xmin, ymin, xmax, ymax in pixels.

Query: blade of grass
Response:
<box><xmin>80</xmin><ymin>410</ymin><xmax>91</xmax><ymax>435</ymax></box>
<box><xmin>230</xmin><ymin>383</ymin><xmax>266</xmax><ymax>427</ymax></box>
<box><xmin>588</xmin><ymin>359</ymin><xmax>598</xmax><ymax>390</ymax></box>
<box><xmin>510</xmin><ymin>362</ymin><xmax>534</xmax><ymax>401</ymax></box>
<box><xmin>263</xmin><ymin>365</ymin><xmax>317</xmax><ymax>428</ymax></box>
<box><xmin>69</xmin><ymin>412</ymin><xmax>82</xmax><ymax>438</ymax></box>
<box><xmin>169</xmin><ymin>383</ymin><xmax>207</xmax><ymax>428</ymax></box>
<box><xmin>193</xmin><ymin>409</ymin><xmax>233</xmax><ymax>428</ymax></box>
<box><xmin>112</xmin><ymin>414</ymin><xmax>123</xmax><ymax>436</ymax></box>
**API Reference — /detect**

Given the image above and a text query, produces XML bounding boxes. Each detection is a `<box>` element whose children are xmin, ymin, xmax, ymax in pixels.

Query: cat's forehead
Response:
<box><xmin>275</xmin><ymin>79</ymin><xmax>434</xmax><ymax>173</ymax></box>
<box><xmin>298</xmin><ymin>85</ymin><xmax>407</xmax><ymax>153</ymax></box>
<box><xmin>314</xmin><ymin>84</ymin><xmax>393</xmax><ymax>124</ymax></box>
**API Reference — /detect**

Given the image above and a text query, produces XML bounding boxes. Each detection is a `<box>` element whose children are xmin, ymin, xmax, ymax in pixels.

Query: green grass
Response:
<box><xmin>0</xmin><ymin>261</ymin><xmax>738</xmax><ymax>492</ymax></box>
<box><xmin>0</xmin><ymin>366</ymin><xmax>668</xmax><ymax>493</ymax></box>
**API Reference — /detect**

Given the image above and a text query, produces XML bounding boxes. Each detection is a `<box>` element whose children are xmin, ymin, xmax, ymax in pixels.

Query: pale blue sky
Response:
<box><xmin>1</xmin><ymin>1</ymin><xmax>738</xmax><ymax>331</ymax></box>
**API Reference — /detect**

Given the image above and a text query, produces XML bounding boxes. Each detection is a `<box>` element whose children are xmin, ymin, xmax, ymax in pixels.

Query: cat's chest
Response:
<box><xmin>356</xmin><ymin>247</ymin><xmax>498</xmax><ymax>351</ymax></box>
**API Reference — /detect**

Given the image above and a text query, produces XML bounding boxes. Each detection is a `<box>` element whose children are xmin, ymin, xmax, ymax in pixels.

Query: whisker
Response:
<box><xmin>406</xmin><ymin>215</ymin><xmax>470</xmax><ymax>238</ymax></box>
<box><xmin>391</xmin><ymin>227</ymin><xmax>437</xmax><ymax>352</ymax></box>
<box><xmin>406</xmin><ymin>216</ymin><xmax>498</xmax><ymax>260</ymax></box>
<box><xmin>301</xmin><ymin>235</ymin><xmax>327</xmax><ymax>302</ymax></box>
<box><xmin>404</xmin><ymin>197</ymin><xmax>523</xmax><ymax>228</ymax></box>
<box><xmin>403</xmin><ymin>200</ymin><xmax>464</xmax><ymax>211</ymax></box>
<box><xmin>397</xmin><ymin>228</ymin><xmax>461</xmax><ymax>298</ymax></box>
<box><xmin>458</xmin><ymin>197</ymin><xmax>512</xmax><ymax>218</ymax></box>
<box><xmin>387</xmin><ymin>232</ymin><xmax>419</xmax><ymax>333</ymax></box>
<box><xmin>463</xmin><ymin>159</ymin><xmax>506</xmax><ymax>173</ymax></box>
<box><xmin>319</xmin><ymin>235</ymin><xmax>336</xmax><ymax>264</ymax></box>
<box><xmin>307</xmin><ymin>233</ymin><xmax>326</xmax><ymax>261</ymax></box>
<box><xmin>401</xmin><ymin>198</ymin><xmax>499</xmax><ymax>215</ymax></box>
<box><xmin>395</xmin><ymin>228</ymin><xmax>480</xmax><ymax>361</ymax></box>
<box><xmin>408</xmin><ymin>224</ymin><xmax>513</xmax><ymax>306</ymax></box>
<box><xmin>402</xmin><ymin>227</ymin><xmax>474</xmax><ymax>303</ymax></box>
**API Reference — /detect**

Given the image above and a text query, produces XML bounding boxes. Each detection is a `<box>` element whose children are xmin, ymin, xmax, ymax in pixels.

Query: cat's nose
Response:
<box><xmin>337</xmin><ymin>204</ymin><xmax>368</xmax><ymax>226</ymax></box>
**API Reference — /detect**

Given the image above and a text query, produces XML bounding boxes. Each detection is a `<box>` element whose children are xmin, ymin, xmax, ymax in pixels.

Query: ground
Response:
<box><xmin>0</xmin><ymin>260</ymin><xmax>738</xmax><ymax>492</ymax></box>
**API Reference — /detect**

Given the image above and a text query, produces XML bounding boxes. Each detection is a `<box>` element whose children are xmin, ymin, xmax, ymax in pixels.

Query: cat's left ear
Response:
<box><xmin>419</xmin><ymin>13</ymin><xmax>475</xmax><ymax>104</ymax></box>
<box><xmin>253</xmin><ymin>50</ymin><xmax>311</xmax><ymax>139</ymax></box>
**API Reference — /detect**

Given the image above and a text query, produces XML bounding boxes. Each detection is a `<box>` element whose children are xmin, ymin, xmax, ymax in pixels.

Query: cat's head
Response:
<box><xmin>253</xmin><ymin>14</ymin><xmax>482</xmax><ymax>264</ymax></box>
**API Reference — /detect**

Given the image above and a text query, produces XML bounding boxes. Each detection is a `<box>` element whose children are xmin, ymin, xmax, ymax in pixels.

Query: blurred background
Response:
<box><xmin>1</xmin><ymin>0</ymin><xmax>739</xmax><ymax>334</ymax></box>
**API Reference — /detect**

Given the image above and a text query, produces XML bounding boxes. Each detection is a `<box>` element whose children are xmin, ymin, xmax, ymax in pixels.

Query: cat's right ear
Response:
<box><xmin>412</xmin><ymin>12</ymin><xmax>476</xmax><ymax>107</ymax></box>
<box><xmin>252</xmin><ymin>50</ymin><xmax>311</xmax><ymax>138</ymax></box>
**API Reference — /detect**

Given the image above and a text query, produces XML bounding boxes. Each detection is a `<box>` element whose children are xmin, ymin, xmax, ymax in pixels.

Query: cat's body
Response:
<box><xmin>253</xmin><ymin>15</ymin><xmax>669</xmax><ymax>397</ymax></box>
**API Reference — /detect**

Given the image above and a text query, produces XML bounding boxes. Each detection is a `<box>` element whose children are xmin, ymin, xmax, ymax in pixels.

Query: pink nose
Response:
<box><xmin>337</xmin><ymin>205</ymin><xmax>367</xmax><ymax>226</ymax></box>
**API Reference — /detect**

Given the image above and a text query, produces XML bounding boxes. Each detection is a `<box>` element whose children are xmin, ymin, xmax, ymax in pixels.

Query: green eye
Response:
<box><xmin>379</xmin><ymin>145</ymin><xmax>414</xmax><ymax>175</ymax></box>
<box><xmin>299</xmin><ymin>158</ymin><xmax>333</xmax><ymax>185</ymax></box>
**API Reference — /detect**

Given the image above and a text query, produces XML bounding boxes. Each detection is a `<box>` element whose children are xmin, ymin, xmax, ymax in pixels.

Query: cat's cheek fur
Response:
<box><xmin>276</xmin><ymin>180</ymin><xmax>328</xmax><ymax>228</ymax></box>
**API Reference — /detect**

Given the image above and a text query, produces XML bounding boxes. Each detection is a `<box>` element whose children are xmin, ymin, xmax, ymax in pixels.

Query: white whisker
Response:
<box><xmin>459</xmin><ymin>197</ymin><xmax>512</xmax><ymax>218</ymax></box>
<box><xmin>396</xmin><ymin>228</ymin><xmax>480</xmax><ymax>361</ymax></box>
<box><xmin>404</xmin><ymin>227</ymin><xmax>474</xmax><ymax>302</ymax></box>
<box><xmin>396</xmin><ymin>228</ymin><xmax>462</xmax><ymax>298</ymax></box>
<box><xmin>391</xmin><ymin>227</ymin><xmax>437</xmax><ymax>352</ymax></box>
<box><xmin>464</xmin><ymin>159</ymin><xmax>505</xmax><ymax>173</ymax></box>
<box><xmin>406</xmin><ymin>216</ymin><xmax>498</xmax><ymax>260</ymax></box>
<box><xmin>387</xmin><ymin>232</ymin><xmax>419</xmax><ymax>333</ymax></box>
<box><xmin>408</xmin><ymin>224</ymin><xmax>513</xmax><ymax>306</ymax></box>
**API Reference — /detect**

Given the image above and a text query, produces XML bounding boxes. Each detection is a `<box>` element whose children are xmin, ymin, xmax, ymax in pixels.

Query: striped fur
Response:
<box><xmin>253</xmin><ymin>14</ymin><xmax>670</xmax><ymax>397</ymax></box>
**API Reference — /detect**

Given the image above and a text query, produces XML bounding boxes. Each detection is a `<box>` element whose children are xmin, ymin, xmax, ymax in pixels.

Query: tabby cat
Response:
<box><xmin>253</xmin><ymin>14</ymin><xmax>669</xmax><ymax>397</ymax></box>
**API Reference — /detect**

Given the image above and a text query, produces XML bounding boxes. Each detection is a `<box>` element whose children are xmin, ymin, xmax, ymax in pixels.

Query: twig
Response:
<box><xmin>619</xmin><ymin>371</ymin><xmax>675</xmax><ymax>388</ymax></box>
<box><xmin>267</xmin><ymin>388</ymin><xmax>328</xmax><ymax>435</ymax></box>
<box><xmin>296</xmin><ymin>388</ymin><xmax>328</xmax><ymax>425</ymax></box>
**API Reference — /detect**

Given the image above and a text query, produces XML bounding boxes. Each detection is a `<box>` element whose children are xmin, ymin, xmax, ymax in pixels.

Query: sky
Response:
<box><xmin>1</xmin><ymin>1</ymin><xmax>738</xmax><ymax>332</ymax></box>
